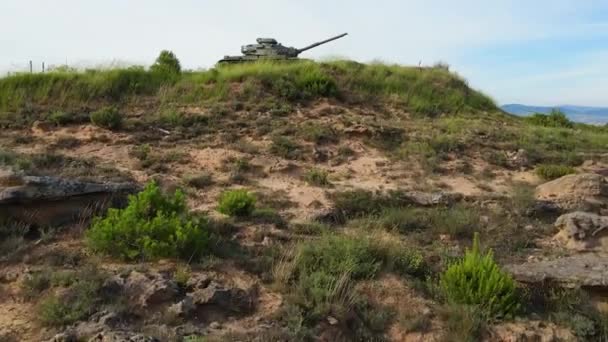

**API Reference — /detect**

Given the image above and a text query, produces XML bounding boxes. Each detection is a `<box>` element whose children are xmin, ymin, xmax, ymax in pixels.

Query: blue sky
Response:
<box><xmin>1</xmin><ymin>0</ymin><xmax>606</xmax><ymax>106</ymax></box>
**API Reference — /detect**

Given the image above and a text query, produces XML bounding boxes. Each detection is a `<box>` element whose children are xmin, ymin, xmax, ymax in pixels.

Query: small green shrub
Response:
<box><xmin>304</xmin><ymin>168</ymin><xmax>330</xmax><ymax>187</ymax></box>
<box><xmin>269</xmin><ymin>136</ymin><xmax>302</xmax><ymax>160</ymax></box>
<box><xmin>440</xmin><ymin>233</ymin><xmax>519</xmax><ymax>318</ymax></box>
<box><xmin>251</xmin><ymin>208</ymin><xmax>287</xmax><ymax>228</ymax></box>
<box><xmin>174</xmin><ymin>264</ymin><xmax>191</xmax><ymax>288</ymax></box>
<box><xmin>158</xmin><ymin>109</ymin><xmax>185</xmax><ymax>126</ymax></box>
<box><xmin>86</xmin><ymin>182</ymin><xmax>209</xmax><ymax>261</ymax></box>
<box><xmin>39</xmin><ymin>275</ymin><xmax>101</xmax><ymax>326</ymax></box>
<box><xmin>22</xmin><ymin>271</ymin><xmax>51</xmax><ymax>299</ymax></box>
<box><xmin>90</xmin><ymin>106</ymin><xmax>122</xmax><ymax>129</ymax></box>
<box><xmin>186</xmin><ymin>172</ymin><xmax>214</xmax><ymax>188</ymax></box>
<box><xmin>291</xmin><ymin>221</ymin><xmax>330</xmax><ymax>235</ymax></box>
<box><xmin>439</xmin><ymin>304</ymin><xmax>485</xmax><ymax>342</ymax></box>
<box><xmin>217</xmin><ymin>189</ymin><xmax>256</xmax><ymax>217</ymax></box>
<box><xmin>525</xmin><ymin>109</ymin><xmax>573</xmax><ymax>129</ymax></box>
<box><xmin>300</xmin><ymin>124</ymin><xmax>338</xmax><ymax>144</ymax></box>
<box><xmin>535</xmin><ymin>164</ymin><xmax>576</xmax><ymax>180</ymax></box>
<box><xmin>281</xmin><ymin>234</ymin><xmax>424</xmax><ymax>322</ymax></box>
<box><xmin>48</xmin><ymin>111</ymin><xmax>74</xmax><ymax>125</ymax></box>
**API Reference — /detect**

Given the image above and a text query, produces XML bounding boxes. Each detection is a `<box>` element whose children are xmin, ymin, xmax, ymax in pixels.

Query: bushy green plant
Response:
<box><xmin>525</xmin><ymin>109</ymin><xmax>573</xmax><ymax>129</ymax></box>
<box><xmin>535</xmin><ymin>164</ymin><xmax>576</xmax><ymax>180</ymax></box>
<box><xmin>300</xmin><ymin>123</ymin><xmax>338</xmax><ymax>144</ymax></box>
<box><xmin>38</xmin><ymin>265</ymin><xmax>106</xmax><ymax>326</ymax></box>
<box><xmin>269</xmin><ymin>136</ymin><xmax>302</xmax><ymax>160</ymax></box>
<box><xmin>90</xmin><ymin>106</ymin><xmax>122</xmax><ymax>129</ymax></box>
<box><xmin>217</xmin><ymin>189</ymin><xmax>256</xmax><ymax>217</ymax></box>
<box><xmin>440</xmin><ymin>233</ymin><xmax>519</xmax><ymax>318</ymax></box>
<box><xmin>151</xmin><ymin>50</ymin><xmax>182</xmax><ymax>75</ymax></box>
<box><xmin>283</xmin><ymin>234</ymin><xmax>424</xmax><ymax>322</ymax></box>
<box><xmin>186</xmin><ymin>172</ymin><xmax>214</xmax><ymax>188</ymax></box>
<box><xmin>48</xmin><ymin>111</ymin><xmax>74</xmax><ymax>125</ymax></box>
<box><xmin>304</xmin><ymin>168</ymin><xmax>330</xmax><ymax>187</ymax></box>
<box><xmin>38</xmin><ymin>275</ymin><xmax>101</xmax><ymax>326</ymax></box>
<box><xmin>86</xmin><ymin>182</ymin><xmax>209</xmax><ymax>261</ymax></box>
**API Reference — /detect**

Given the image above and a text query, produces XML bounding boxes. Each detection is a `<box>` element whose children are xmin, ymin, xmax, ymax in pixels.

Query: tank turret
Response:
<box><xmin>218</xmin><ymin>33</ymin><xmax>347</xmax><ymax>63</ymax></box>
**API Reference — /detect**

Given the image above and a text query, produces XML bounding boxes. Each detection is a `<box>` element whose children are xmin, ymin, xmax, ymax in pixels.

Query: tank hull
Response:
<box><xmin>217</xmin><ymin>55</ymin><xmax>304</xmax><ymax>64</ymax></box>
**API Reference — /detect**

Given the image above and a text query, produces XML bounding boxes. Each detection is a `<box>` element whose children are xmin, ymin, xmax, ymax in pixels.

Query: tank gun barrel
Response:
<box><xmin>296</xmin><ymin>33</ymin><xmax>348</xmax><ymax>54</ymax></box>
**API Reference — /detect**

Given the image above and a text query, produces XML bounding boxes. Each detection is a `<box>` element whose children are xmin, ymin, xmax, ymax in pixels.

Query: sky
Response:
<box><xmin>1</xmin><ymin>0</ymin><xmax>607</xmax><ymax>106</ymax></box>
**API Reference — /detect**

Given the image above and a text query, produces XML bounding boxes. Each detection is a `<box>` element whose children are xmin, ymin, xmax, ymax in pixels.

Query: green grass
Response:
<box><xmin>276</xmin><ymin>233</ymin><xmax>425</xmax><ymax>326</ymax></box>
<box><xmin>90</xmin><ymin>106</ymin><xmax>122</xmax><ymax>129</ymax></box>
<box><xmin>362</xmin><ymin>205</ymin><xmax>479</xmax><ymax>238</ymax></box>
<box><xmin>0</xmin><ymin>60</ymin><xmax>497</xmax><ymax>117</ymax></box>
<box><xmin>303</xmin><ymin>168</ymin><xmax>331</xmax><ymax>187</ymax></box>
<box><xmin>535</xmin><ymin>164</ymin><xmax>576</xmax><ymax>180</ymax></box>
<box><xmin>217</xmin><ymin>189</ymin><xmax>256</xmax><ymax>217</ymax></box>
<box><xmin>38</xmin><ymin>266</ymin><xmax>106</xmax><ymax>326</ymax></box>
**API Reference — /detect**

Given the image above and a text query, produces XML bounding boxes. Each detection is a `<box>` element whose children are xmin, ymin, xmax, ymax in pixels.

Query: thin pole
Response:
<box><xmin>42</xmin><ymin>62</ymin><xmax>45</xmax><ymax>73</ymax></box>
<box><xmin>29</xmin><ymin>60</ymin><xmax>33</xmax><ymax>73</ymax></box>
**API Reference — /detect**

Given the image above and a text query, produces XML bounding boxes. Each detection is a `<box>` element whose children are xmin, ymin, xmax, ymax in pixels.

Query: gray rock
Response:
<box><xmin>0</xmin><ymin>170</ymin><xmax>138</xmax><ymax>225</ymax></box>
<box><xmin>168</xmin><ymin>296</ymin><xmax>196</xmax><ymax>317</ymax></box>
<box><xmin>122</xmin><ymin>271</ymin><xmax>179</xmax><ymax>309</ymax></box>
<box><xmin>507</xmin><ymin>253</ymin><xmax>608</xmax><ymax>287</ymax></box>
<box><xmin>191</xmin><ymin>281</ymin><xmax>256</xmax><ymax>313</ymax></box>
<box><xmin>536</xmin><ymin>173</ymin><xmax>608</xmax><ymax>213</ymax></box>
<box><xmin>554</xmin><ymin>212</ymin><xmax>608</xmax><ymax>251</ymax></box>
<box><xmin>87</xmin><ymin>331</ymin><xmax>159</xmax><ymax>342</ymax></box>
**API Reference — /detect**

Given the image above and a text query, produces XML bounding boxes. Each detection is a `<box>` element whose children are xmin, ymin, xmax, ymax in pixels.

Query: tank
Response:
<box><xmin>218</xmin><ymin>33</ymin><xmax>348</xmax><ymax>64</ymax></box>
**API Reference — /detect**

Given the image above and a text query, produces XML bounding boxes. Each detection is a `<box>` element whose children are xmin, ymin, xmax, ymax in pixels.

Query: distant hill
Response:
<box><xmin>502</xmin><ymin>104</ymin><xmax>608</xmax><ymax>124</ymax></box>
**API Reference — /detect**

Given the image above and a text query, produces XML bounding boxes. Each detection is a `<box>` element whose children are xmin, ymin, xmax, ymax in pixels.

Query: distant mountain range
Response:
<box><xmin>501</xmin><ymin>104</ymin><xmax>608</xmax><ymax>125</ymax></box>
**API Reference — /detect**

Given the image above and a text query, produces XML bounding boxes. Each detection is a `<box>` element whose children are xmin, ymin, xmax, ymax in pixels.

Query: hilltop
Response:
<box><xmin>2</xmin><ymin>59</ymin><xmax>608</xmax><ymax>341</ymax></box>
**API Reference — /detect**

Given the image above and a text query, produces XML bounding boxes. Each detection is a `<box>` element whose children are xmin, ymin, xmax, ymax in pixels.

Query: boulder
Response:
<box><xmin>190</xmin><ymin>281</ymin><xmax>256</xmax><ymax>313</ymax></box>
<box><xmin>535</xmin><ymin>173</ymin><xmax>608</xmax><ymax>213</ymax></box>
<box><xmin>121</xmin><ymin>271</ymin><xmax>179</xmax><ymax>309</ymax></box>
<box><xmin>0</xmin><ymin>170</ymin><xmax>137</xmax><ymax>225</ymax></box>
<box><xmin>168</xmin><ymin>296</ymin><xmax>196</xmax><ymax>317</ymax></box>
<box><xmin>507</xmin><ymin>253</ymin><xmax>608</xmax><ymax>287</ymax></box>
<box><xmin>554</xmin><ymin>212</ymin><xmax>608</xmax><ymax>251</ymax></box>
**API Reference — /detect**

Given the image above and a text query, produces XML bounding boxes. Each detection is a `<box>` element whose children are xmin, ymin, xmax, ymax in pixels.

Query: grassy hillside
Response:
<box><xmin>0</xmin><ymin>61</ymin><xmax>495</xmax><ymax>117</ymax></box>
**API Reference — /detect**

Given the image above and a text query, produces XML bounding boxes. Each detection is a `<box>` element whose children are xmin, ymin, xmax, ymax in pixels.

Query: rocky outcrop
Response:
<box><xmin>535</xmin><ymin>173</ymin><xmax>608</xmax><ymax>213</ymax></box>
<box><xmin>488</xmin><ymin>320</ymin><xmax>575</xmax><ymax>342</ymax></box>
<box><xmin>0</xmin><ymin>169</ymin><xmax>137</xmax><ymax>225</ymax></box>
<box><xmin>507</xmin><ymin>253</ymin><xmax>608</xmax><ymax>287</ymax></box>
<box><xmin>554</xmin><ymin>212</ymin><xmax>608</xmax><ymax>251</ymax></box>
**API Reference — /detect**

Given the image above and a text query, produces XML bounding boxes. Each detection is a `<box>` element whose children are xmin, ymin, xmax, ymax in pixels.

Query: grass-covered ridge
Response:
<box><xmin>0</xmin><ymin>60</ymin><xmax>496</xmax><ymax>116</ymax></box>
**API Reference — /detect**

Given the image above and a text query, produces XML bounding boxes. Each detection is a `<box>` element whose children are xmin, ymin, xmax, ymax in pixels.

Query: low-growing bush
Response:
<box><xmin>279</xmin><ymin>234</ymin><xmax>425</xmax><ymax>321</ymax></box>
<box><xmin>186</xmin><ymin>172</ymin><xmax>214</xmax><ymax>188</ymax></box>
<box><xmin>525</xmin><ymin>109</ymin><xmax>574</xmax><ymax>129</ymax></box>
<box><xmin>439</xmin><ymin>304</ymin><xmax>485</xmax><ymax>342</ymax></box>
<box><xmin>535</xmin><ymin>164</ymin><xmax>576</xmax><ymax>180</ymax></box>
<box><xmin>86</xmin><ymin>182</ymin><xmax>209</xmax><ymax>261</ymax></box>
<box><xmin>90</xmin><ymin>106</ymin><xmax>122</xmax><ymax>130</ymax></box>
<box><xmin>48</xmin><ymin>111</ymin><xmax>75</xmax><ymax>125</ymax></box>
<box><xmin>251</xmin><ymin>208</ymin><xmax>287</xmax><ymax>228</ymax></box>
<box><xmin>303</xmin><ymin>168</ymin><xmax>330</xmax><ymax>187</ymax></box>
<box><xmin>217</xmin><ymin>189</ymin><xmax>256</xmax><ymax>217</ymax></box>
<box><xmin>300</xmin><ymin>124</ymin><xmax>338</xmax><ymax>144</ymax></box>
<box><xmin>440</xmin><ymin>233</ymin><xmax>519</xmax><ymax>318</ymax></box>
<box><xmin>269</xmin><ymin>136</ymin><xmax>302</xmax><ymax>160</ymax></box>
<box><xmin>38</xmin><ymin>268</ymin><xmax>105</xmax><ymax>326</ymax></box>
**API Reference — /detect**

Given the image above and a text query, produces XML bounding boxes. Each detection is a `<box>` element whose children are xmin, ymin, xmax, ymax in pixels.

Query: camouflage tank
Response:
<box><xmin>218</xmin><ymin>33</ymin><xmax>347</xmax><ymax>64</ymax></box>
